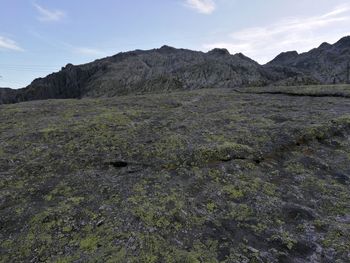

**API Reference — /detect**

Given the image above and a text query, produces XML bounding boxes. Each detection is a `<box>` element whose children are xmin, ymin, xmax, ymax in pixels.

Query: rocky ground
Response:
<box><xmin>0</xmin><ymin>85</ymin><xmax>350</xmax><ymax>262</ymax></box>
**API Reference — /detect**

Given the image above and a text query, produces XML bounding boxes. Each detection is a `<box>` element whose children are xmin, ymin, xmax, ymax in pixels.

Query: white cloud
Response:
<box><xmin>0</xmin><ymin>36</ymin><xmax>23</xmax><ymax>51</ymax></box>
<box><xmin>27</xmin><ymin>32</ymin><xmax>106</xmax><ymax>58</ymax></box>
<box><xmin>72</xmin><ymin>47</ymin><xmax>106</xmax><ymax>57</ymax></box>
<box><xmin>61</xmin><ymin>42</ymin><xmax>106</xmax><ymax>57</ymax></box>
<box><xmin>34</xmin><ymin>3</ymin><xmax>65</xmax><ymax>22</ymax></box>
<box><xmin>185</xmin><ymin>0</ymin><xmax>216</xmax><ymax>14</ymax></box>
<box><xmin>203</xmin><ymin>4</ymin><xmax>350</xmax><ymax>63</ymax></box>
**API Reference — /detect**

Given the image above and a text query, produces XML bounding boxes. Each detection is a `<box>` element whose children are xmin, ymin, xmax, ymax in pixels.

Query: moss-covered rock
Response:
<box><xmin>1</xmin><ymin>86</ymin><xmax>350</xmax><ymax>262</ymax></box>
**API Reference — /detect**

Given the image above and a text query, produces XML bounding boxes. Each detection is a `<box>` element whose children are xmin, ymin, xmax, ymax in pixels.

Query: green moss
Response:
<box><xmin>40</xmin><ymin>127</ymin><xmax>59</xmax><ymax>134</ymax></box>
<box><xmin>2</xmin><ymin>87</ymin><xmax>350</xmax><ymax>262</ymax></box>
<box><xmin>13</xmin><ymin>180</ymin><xmax>25</xmax><ymax>189</ymax></box>
<box><xmin>270</xmin><ymin>231</ymin><xmax>297</xmax><ymax>250</ymax></box>
<box><xmin>182</xmin><ymin>254</ymin><xmax>201</xmax><ymax>263</ymax></box>
<box><xmin>67</xmin><ymin>196</ymin><xmax>84</xmax><ymax>205</ymax></box>
<box><xmin>15</xmin><ymin>207</ymin><xmax>25</xmax><ymax>215</ymax></box>
<box><xmin>97</xmin><ymin>111</ymin><xmax>131</xmax><ymax>126</ymax></box>
<box><xmin>206</xmin><ymin>202</ymin><xmax>217</xmax><ymax>213</ymax></box>
<box><xmin>105</xmin><ymin>247</ymin><xmax>127</xmax><ymax>263</ymax></box>
<box><xmin>62</xmin><ymin>225</ymin><xmax>73</xmax><ymax>233</ymax></box>
<box><xmin>285</xmin><ymin>162</ymin><xmax>306</xmax><ymax>175</ymax></box>
<box><xmin>250</xmin><ymin>223</ymin><xmax>268</xmax><ymax>234</ymax></box>
<box><xmin>0</xmin><ymin>147</ymin><xmax>5</xmax><ymax>157</ymax></box>
<box><xmin>128</xmin><ymin>183</ymin><xmax>184</xmax><ymax>229</ymax></box>
<box><xmin>1</xmin><ymin>239</ymin><xmax>14</xmax><ymax>249</ymax></box>
<box><xmin>228</xmin><ymin>204</ymin><xmax>253</xmax><ymax>222</ymax></box>
<box><xmin>150</xmin><ymin>134</ymin><xmax>188</xmax><ymax>166</ymax></box>
<box><xmin>80</xmin><ymin>235</ymin><xmax>99</xmax><ymax>251</ymax></box>
<box><xmin>195</xmin><ymin>142</ymin><xmax>252</xmax><ymax>164</ymax></box>
<box><xmin>322</xmin><ymin>227</ymin><xmax>350</xmax><ymax>253</ymax></box>
<box><xmin>45</xmin><ymin>194</ymin><xmax>53</xmax><ymax>201</ymax></box>
<box><xmin>54</xmin><ymin>257</ymin><xmax>73</xmax><ymax>263</ymax></box>
<box><xmin>223</xmin><ymin>184</ymin><xmax>245</xmax><ymax>200</ymax></box>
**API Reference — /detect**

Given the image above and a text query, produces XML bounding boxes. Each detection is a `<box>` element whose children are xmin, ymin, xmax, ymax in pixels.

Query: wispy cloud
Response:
<box><xmin>72</xmin><ymin>47</ymin><xmax>107</xmax><ymax>57</ymax></box>
<box><xmin>0</xmin><ymin>36</ymin><xmax>23</xmax><ymax>51</ymax></box>
<box><xmin>34</xmin><ymin>3</ymin><xmax>65</xmax><ymax>22</ymax></box>
<box><xmin>29</xmin><ymin>31</ymin><xmax>106</xmax><ymax>58</ymax></box>
<box><xmin>203</xmin><ymin>4</ymin><xmax>350</xmax><ymax>63</ymax></box>
<box><xmin>61</xmin><ymin>42</ymin><xmax>107</xmax><ymax>57</ymax></box>
<box><xmin>185</xmin><ymin>0</ymin><xmax>216</xmax><ymax>14</ymax></box>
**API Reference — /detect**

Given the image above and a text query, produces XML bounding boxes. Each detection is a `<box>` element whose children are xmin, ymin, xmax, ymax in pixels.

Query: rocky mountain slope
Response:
<box><xmin>267</xmin><ymin>36</ymin><xmax>350</xmax><ymax>84</ymax></box>
<box><xmin>0</xmin><ymin>46</ymin><xmax>304</xmax><ymax>104</ymax></box>
<box><xmin>0</xmin><ymin>88</ymin><xmax>18</xmax><ymax>104</ymax></box>
<box><xmin>1</xmin><ymin>36</ymin><xmax>349</xmax><ymax>105</ymax></box>
<box><xmin>1</xmin><ymin>86</ymin><xmax>349</xmax><ymax>262</ymax></box>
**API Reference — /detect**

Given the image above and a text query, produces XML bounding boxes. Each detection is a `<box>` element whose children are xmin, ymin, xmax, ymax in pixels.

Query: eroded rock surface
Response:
<box><xmin>0</xmin><ymin>46</ymin><xmax>304</xmax><ymax>105</ymax></box>
<box><xmin>0</xmin><ymin>86</ymin><xmax>349</xmax><ymax>262</ymax></box>
<box><xmin>267</xmin><ymin>36</ymin><xmax>350</xmax><ymax>84</ymax></box>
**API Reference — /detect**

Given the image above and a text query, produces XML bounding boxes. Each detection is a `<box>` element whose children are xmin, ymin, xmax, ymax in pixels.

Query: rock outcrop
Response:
<box><xmin>1</xmin><ymin>35</ymin><xmax>350</xmax><ymax>104</ymax></box>
<box><xmin>0</xmin><ymin>46</ymin><xmax>302</xmax><ymax>104</ymax></box>
<box><xmin>267</xmin><ymin>36</ymin><xmax>350</xmax><ymax>84</ymax></box>
<box><xmin>0</xmin><ymin>88</ymin><xmax>19</xmax><ymax>104</ymax></box>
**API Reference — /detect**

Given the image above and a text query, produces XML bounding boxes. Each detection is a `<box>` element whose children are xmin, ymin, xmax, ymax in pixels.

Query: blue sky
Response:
<box><xmin>1</xmin><ymin>0</ymin><xmax>350</xmax><ymax>88</ymax></box>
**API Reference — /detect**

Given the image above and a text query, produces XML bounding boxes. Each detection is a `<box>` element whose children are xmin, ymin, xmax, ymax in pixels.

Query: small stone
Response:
<box><xmin>247</xmin><ymin>246</ymin><xmax>259</xmax><ymax>253</ymax></box>
<box><xmin>97</xmin><ymin>219</ymin><xmax>105</xmax><ymax>227</ymax></box>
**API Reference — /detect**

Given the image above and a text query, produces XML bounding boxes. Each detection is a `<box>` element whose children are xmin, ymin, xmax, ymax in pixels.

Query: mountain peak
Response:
<box><xmin>318</xmin><ymin>42</ymin><xmax>331</xmax><ymax>49</ymax></box>
<box><xmin>207</xmin><ymin>48</ymin><xmax>230</xmax><ymax>56</ymax></box>
<box><xmin>268</xmin><ymin>51</ymin><xmax>299</xmax><ymax>65</ymax></box>
<box><xmin>61</xmin><ymin>63</ymin><xmax>75</xmax><ymax>71</ymax></box>
<box><xmin>334</xmin><ymin>36</ymin><xmax>350</xmax><ymax>48</ymax></box>
<box><xmin>158</xmin><ymin>45</ymin><xmax>177</xmax><ymax>53</ymax></box>
<box><xmin>234</xmin><ymin>52</ymin><xmax>257</xmax><ymax>62</ymax></box>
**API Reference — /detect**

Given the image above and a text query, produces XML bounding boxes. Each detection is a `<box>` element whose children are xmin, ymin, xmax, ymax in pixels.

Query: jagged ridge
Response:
<box><xmin>267</xmin><ymin>36</ymin><xmax>350</xmax><ymax>84</ymax></box>
<box><xmin>1</xmin><ymin>35</ymin><xmax>350</xmax><ymax>104</ymax></box>
<box><xmin>0</xmin><ymin>46</ymin><xmax>302</xmax><ymax>104</ymax></box>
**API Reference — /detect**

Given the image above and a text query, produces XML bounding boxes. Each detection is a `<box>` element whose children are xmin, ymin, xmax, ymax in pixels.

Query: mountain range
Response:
<box><xmin>2</xmin><ymin>36</ymin><xmax>350</xmax><ymax>262</ymax></box>
<box><xmin>1</xmin><ymin>36</ymin><xmax>350</xmax><ymax>104</ymax></box>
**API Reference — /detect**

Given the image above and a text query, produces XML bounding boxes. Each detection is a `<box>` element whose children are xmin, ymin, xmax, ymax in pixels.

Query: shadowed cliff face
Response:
<box><xmin>267</xmin><ymin>36</ymin><xmax>350</xmax><ymax>84</ymax></box>
<box><xmin>0</xmin><ymin>88</ymin><xmax>20</xmax><ymax>104</ymax></box>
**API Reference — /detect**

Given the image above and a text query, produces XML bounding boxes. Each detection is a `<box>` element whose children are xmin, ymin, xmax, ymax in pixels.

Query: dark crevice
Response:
<box><xmin>108</xmin><ymin>161</ymin><xmax>128</xmax><ymax>168</ymax></box>
<box><xmin>255</xmin><ymin>121</ymin><xmax>350</xmax><ymax>165</ymax></box>
<box><xmin>214</xmin><ymin>118</ymin><xmax>350</xmax><ymax>167</ymax></box>
<box><xmin>219</xmin><ymin>156</ymin><xmax>248</xmax><ymax>162</ymax></box>
<box><xmin>232</xmin><ymin>89</ymin><xmax>350</xmax><ymax>99</ymax></box>
<box><xmin>216</xmin><ymin>156</ymin><xmax>264</xmax><ymax>166</ymax></box>
<box><xmin>252</xmin><ymin>91</ymin><xmax>350</xmax><ymax>99</ymax></box>
<box><xmin>127</xmin><ymin>169</ymin><xmax>143</xmax><ymax>174</ymax></box>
